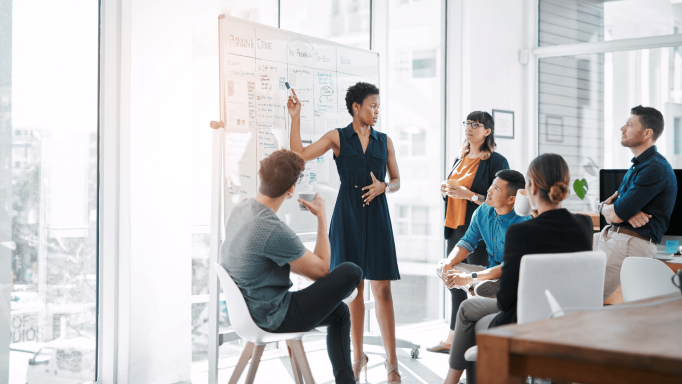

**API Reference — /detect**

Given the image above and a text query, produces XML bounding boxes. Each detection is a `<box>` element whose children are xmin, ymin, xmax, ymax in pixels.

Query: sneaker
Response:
<box><xmin>473</xmin><ymin>280</ymin><xmax>499</xmax><ymax>298</ymax></box>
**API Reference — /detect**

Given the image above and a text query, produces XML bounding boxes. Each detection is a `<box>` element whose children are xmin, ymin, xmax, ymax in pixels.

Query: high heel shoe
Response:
<box><xmin>384</xmin><ymin>359</ymin><xmax>402</xmax><ymax>384</ymax></box>
<box><xmin>352</xmin><ymin>353</ymin><xmax>368</xmax><ymax>383</ymax></box>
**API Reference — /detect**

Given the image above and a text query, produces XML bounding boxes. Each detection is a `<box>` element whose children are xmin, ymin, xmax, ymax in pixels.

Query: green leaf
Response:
<box><xmin>573</xmin><ymin>178</ymin><xmax>588</xmax><ymax>200</ymax></box>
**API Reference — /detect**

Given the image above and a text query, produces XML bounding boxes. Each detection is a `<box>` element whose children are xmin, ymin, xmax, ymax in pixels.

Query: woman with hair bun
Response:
<box><xmin>443</xmin><ymin>153</ymin><xmax>594</xmax><ymax>384</ymax></box>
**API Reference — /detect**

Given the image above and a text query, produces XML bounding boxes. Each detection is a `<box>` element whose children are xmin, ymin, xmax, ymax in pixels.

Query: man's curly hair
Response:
<box><xmin>344</xmin><ymin>82</ymin><xmax>380</xmax><ymax>117</ymax></box>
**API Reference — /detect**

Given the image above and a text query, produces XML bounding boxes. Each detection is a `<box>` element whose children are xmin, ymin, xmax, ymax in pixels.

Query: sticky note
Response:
<box><xmin>666</xmin><ymin>240</ymin><xmax>680</xmax><ymax>254</ymax></box>
<box><xmin>279</xmin><ymin>77</ymin><xmax>287</xmax><ymax>90</ymax></box>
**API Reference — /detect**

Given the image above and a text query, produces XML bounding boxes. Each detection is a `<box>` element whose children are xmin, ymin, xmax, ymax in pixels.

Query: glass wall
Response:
<box><xmin>538</xmin><ymin>0</ymin><xmax>682</xmax><ymax>213</ymax></box>
<box><xmin>3</xmin><ymin>1</ymin><xmax>99</xmax><ymax>383</ymax></box>
<box><xmin>280</xmin><ymin>0</ymin><xmax>371</xmax><ymax>50</ymax></box>
<box><xmin>539</xmin><ymin>0</ymin><xmax>682</xmax><ymax>46</ymax></box>
<box><xmin>538</xmin><ymin>53</ymin><xmax>604</xmax><ymax>212</ymax></box>
<box><xmin>378</xmin><ymin>0</ymin><xmax>444</xmax><ymax>326</ymax></box>
<box><xmin>190</xmin><ymin>0</ymin><xmax>446</xmax><ymax>364</ymax></box>
<box><xmin>281</xmin><ymin>0</ymin><xmax>444</xmax><ymax>328</ymax></box>
<box><xmin>190</xmin><ymin>0</ymin><xmax>279</xmax><ymax>363</ymax></box>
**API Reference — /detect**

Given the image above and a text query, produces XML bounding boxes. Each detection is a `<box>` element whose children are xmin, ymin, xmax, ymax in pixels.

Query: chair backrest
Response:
<box><xmin>213</xmin><ymin>262</ymin><xmax>265</xmax><ymax>341</ymax></box>
<box><xmin>544</xmin><ymin>290</ymin><xmax>564</xmax><ymax>318</ymax></box>
<box><xmin>620</xmin><ymin>257</ymin><xmax>678</xmax><ymax>302</ymax></box>
<box><xmin>517</xmin><ymin>251</ymin><xmax>606</xmax><ymax>324</ymax></box>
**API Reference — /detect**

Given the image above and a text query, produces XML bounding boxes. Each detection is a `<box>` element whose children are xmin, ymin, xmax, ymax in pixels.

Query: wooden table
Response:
<box><xmin>477</xmin><ymin>293</ymin><xmax>682</xmax><ymax>384</ymax></box>
<box><xmin>664</xmin><ymin>259</ymin><xmax>682</xmax><ymax>272</ymax></box>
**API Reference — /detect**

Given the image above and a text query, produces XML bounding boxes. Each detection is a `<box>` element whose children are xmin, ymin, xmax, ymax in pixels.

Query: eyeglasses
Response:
<box><xmin>297</xmin><ymin>173</ymin><xmax>305</xmax><ymax>184</ymax></box>
<box><xmin>463</xmin><ymin>121</ymin><xmax>486</xmax><ymax>130</ymax></box>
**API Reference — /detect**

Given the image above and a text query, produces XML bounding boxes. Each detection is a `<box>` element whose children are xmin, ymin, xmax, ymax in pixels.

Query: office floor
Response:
<box><xmin>191</xmin><ymin>321</ymin><xmax>462</xmax><ymax>384</ymax></box>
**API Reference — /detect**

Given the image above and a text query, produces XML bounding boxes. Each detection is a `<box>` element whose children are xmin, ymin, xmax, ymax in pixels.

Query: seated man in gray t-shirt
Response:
<box><xmin>221</xmin><ymin>149</ymin><xmax>361</xmax><ymax>384</ymax></box>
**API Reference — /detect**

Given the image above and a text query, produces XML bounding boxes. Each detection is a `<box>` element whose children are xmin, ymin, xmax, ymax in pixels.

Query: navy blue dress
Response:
<box><xmin>329</xmin><ymin>124</ymin><xmax>400</xmax><ymax>281</ymax></box>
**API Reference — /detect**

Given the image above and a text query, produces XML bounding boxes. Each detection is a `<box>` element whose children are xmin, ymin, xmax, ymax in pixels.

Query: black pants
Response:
<box><xmin>271</xmin><ymin>262</ymin><xmax>362</xmax><ymax>384</ymax></box>
<box><xmin>446</xmin><ymin>225</ymin><xmax>488</xmax><ymax>330</ymax></box>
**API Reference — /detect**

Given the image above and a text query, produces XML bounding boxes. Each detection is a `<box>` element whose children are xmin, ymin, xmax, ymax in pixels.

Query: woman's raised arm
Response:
<box><xmin>287</xmin><ymin>88</ymin><xmax>339</xmax><ymax>160</ymax></box>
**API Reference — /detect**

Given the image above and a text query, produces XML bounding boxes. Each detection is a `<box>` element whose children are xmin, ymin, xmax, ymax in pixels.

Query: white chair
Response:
<box><xmin>465</xmin><ymin>251</ymin><xmax>607</xmax><ymax>368</ymax></box>
<box><xmin>516</xmin><ymin>251</ymin><xmax>606</xmax><ymax>324</ymax></box>
<box><xmin>544</xmin><ymin>290</ymin><xmax>564</xmax><ymax>318</ymax></box>
<box><xmin>620</xmin><ymin>257</ymin><xmax>678</xmax><ymax>302</ymax></box>
<box><xmin>214</xmin><ymin>263</ymin><xmax>317</xmax><ymax>384</ymax></box>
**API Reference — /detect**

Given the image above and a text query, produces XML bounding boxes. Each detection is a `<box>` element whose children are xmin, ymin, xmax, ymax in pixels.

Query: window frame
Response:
<box><xmin>529</xmin><ymin>0</ymin><xmax>682</xmax><ymax>163</ymax></box>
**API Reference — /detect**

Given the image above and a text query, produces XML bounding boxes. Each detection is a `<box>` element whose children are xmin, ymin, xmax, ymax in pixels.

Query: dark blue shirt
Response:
<box><xmin>613</xmin><ymin>145</ymin><xmax>677</xmax><ymax>244</ymax></box>
<box><xmin>456</xmin><ymin>203</ymin><xmax>531</xmax><ymax>268</ymax></box>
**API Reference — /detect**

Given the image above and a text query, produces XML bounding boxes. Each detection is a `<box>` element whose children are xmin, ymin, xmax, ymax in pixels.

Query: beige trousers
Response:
<box><xmin>436</xmin><ymin>259</ymin><xmax>488</xmax><ymax>289</ymax></box>
<box><xmin>595</xmin><ymin>225</ymin><xmax>657</xmax><ymax>301</ymax></box>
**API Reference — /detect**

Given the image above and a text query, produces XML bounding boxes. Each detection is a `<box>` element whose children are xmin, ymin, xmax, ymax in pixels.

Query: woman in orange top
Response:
<box><xmin>427</xmin><ymin>111</ymin><xmax>509</xmax><ymax>354</ymax></box>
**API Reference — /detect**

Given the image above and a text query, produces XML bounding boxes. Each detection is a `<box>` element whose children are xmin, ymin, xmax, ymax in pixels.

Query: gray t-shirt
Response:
<box><xmin>220</xmin><ymin>198</ymin><xmax>307</xmax><ymax>331</ymax></box>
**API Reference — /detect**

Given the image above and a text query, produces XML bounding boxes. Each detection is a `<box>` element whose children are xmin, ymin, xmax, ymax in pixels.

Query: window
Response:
<box><xmin>539</xmin><ymin>0</ymin><xmax>682</xmax><ymax>46</ymax></box>
<box><xmin>190</xmin><ymin>0</ymin><xmax>279</xmax><ymax>364</ymax></box>
<box><xmin>411</xmin><ymin>206</ymin><xmax>430</xmax><ymax>235</ymax></box>
<box><xmin>396</xmin><ymin>127</ymin><xmax>427</xmax><ymax>157</ymax></box>
<box><xmin>538</xmin><ymin>53</ymin><xmax>604</xmax><ymax>212</ymax></box>
<box><xmin>374</xmin><ymin>0</ymin><xmax>444</xmax><ymax>326</ymax></box>
<box><xmin>412</xmin><ymin>129</ymin><xmax>426</xmax><ymax>155</ymax></box>
<box><xmin>673</xmin><ymin>117</ymin><xmax>682</xmax><ymax>155</ymax></box>
<box><xmin>412</xmin><ymin>49</ymin><xmax>437</xmax><ymax>78</ymax></box>
<box><xmin>5</xmin><ymin>1</ymin><xmax>99</xmax><ymax>383</ymax></box>
<box><xmin>393</xmin><ymin>206</ymin><xmax>431</xmax><ymax>236</ymax></box>
<box><xmin>190</xmin><ymin>0</ymin><xmax>447</xmax><ymax>366</ymax></box>
<box><xmin>397</xmin><ymin>51</ymin><xmax>411</xmax><ymax>81</ymax></box>
<box><xmin>281</xmin><ymin>0</ymin><xmax>371</xmax><ymax>50</ymax></box>
<box><xmin>537</xmin><ymin>0</ymin><xmax>682</xmax><ymax>211</ymax></box>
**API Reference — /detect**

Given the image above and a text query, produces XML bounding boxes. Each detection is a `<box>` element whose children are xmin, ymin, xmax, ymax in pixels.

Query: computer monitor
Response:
<box><xmin>599</xmin><ymin>169</ymin><xmax>681</xmax><ymax>254</ymax></box>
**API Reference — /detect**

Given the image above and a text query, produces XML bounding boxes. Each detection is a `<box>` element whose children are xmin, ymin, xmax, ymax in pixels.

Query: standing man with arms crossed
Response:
<box><xmin>597</xmin><ymin>105</ymin><xmax>678</xmax><ymax>301</ymax></box>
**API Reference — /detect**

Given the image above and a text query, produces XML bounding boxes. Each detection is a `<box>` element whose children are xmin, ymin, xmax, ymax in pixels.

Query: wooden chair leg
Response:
<box><xmin>228</xmin><ymin>342</ymin><xmax>255</xmax><ymax>384</ymax></box>
<box><xmin>286</xmin><ymin>340</ymin><xmax>304</xmax><ymax>384</ymax></box>
<box><xmin>289</xmin><ymin>340</ymin><xmax>315</xmax><ymax>384</ymax></box>
<box><xmin>244</xmin><ymin>344</ymin><xmax>266</xmax><ymax>384</ymax></box>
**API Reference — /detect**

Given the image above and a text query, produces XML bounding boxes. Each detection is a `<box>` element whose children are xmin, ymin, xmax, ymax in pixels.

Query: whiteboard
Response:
<box><xmin>218</xmin><ymin>14</ymin><xmax>380</xmax><ymax>235</ymax></box>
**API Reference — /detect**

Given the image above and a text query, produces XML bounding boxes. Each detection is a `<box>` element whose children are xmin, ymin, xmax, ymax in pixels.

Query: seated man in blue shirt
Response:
<box><xmin>433</xmin><ymin>170</ymin><xmax>530</xmax><ymax>350</ymax></box>
<box><xmin>597</xmin><ymin>105</ymin><xmax>678</xmax><ymax>301</ymax></box>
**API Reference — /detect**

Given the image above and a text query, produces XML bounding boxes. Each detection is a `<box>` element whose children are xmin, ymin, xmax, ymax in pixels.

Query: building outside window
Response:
<box><xmin>3</xmin><ymin>1</ymin><xmax>99</xmax><ymax>383</ymax></box>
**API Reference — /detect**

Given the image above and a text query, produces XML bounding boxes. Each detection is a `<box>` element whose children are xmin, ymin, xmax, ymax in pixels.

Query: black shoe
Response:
<box><xmin>473</xmin><ymin>280</ymin><xmax>498</xmax><ymax>298</ymax></box>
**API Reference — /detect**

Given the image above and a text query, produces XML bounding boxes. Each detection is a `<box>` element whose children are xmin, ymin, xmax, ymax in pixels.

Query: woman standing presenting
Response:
<box><xmin>426</xmin><ymin>111</ymin><xmax>509</xmax><ymax>354</ymax></box>
<box><xmin>288</xmin><ymin>82</ymin><xmax>402</xmax><ymax>384</ymax></box>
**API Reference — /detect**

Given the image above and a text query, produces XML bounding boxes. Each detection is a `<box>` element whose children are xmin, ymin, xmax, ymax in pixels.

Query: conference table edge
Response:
<box><xmin>477</xmin><ymin>293</ymin><xmax>682</xmax><ymax>382</ymax></box>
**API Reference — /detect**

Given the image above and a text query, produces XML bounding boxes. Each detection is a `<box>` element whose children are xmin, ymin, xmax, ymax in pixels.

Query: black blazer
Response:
<box><xmin>443</xmin><ymin>151</ymin><xmax>509</xmax><ymax>239</ymax></box>
<box><xmin>489</xmin><ymin>209</ymin><xmax>593</xmax><ymax>328</ymax></box>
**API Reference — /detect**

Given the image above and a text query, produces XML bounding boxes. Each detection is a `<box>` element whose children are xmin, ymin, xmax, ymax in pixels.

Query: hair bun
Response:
<box><xmin>548</xmin><ymin>182</ymin><xmax>568</xmax><ymax>204</ymax></box>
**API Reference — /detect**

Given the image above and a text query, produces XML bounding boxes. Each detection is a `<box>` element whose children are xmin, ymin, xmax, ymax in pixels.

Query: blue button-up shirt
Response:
<box><xmin>456</xmin><ymin>203</ymin><xmax>531</xmax><ymax>268</ymax></box>
<box><xmin>613</xmin><ymin>145</ymin><xmax>677</xmax><ymax>244</ymax></box>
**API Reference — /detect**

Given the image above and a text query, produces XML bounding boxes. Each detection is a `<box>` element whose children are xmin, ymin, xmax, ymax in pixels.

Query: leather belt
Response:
<box><xmin>608</xmin><ymin>225</ymin><xmax>653</xmax><ymax>243</ymax></box>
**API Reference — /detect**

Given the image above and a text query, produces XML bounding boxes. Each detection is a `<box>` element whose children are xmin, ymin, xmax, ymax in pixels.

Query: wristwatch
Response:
<box><xmin>383</xmin><ymin>182</ymin><xmax>390</xmax><ymax>193</ymax></box>
<box><xmin>471</xmin><ymin>272</ymin><xmax>478</xmax><ymax>285</ymax></box>
<box><xmin>597</xmin><ymin>201</ymin><xmax>604</xmax><ymax>215</ymax></box>
<box><xmin>471</xmin><ymin>194</ymin><xmax>479</xmax><ymax>202</ymax></box>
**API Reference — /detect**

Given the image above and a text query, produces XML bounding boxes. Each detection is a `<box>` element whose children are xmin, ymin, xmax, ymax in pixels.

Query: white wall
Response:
<box><xmin>107</xmin><ymin>0</ymin><xmax>193</xmax><ymax>382</ymax></box>
<box><xmin>453</xmin><ymin>0</ymin><xmax>532</xmax><ymax>174</ymax></box>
